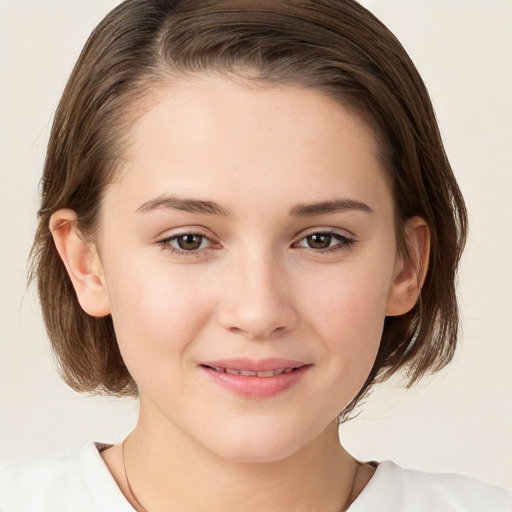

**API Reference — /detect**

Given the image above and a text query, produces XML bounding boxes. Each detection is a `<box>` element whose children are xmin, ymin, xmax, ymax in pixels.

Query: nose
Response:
<box><xmin>216</xmin><ymin>251</ymin><xmax>298</xmax><ymax>340</ymax></box>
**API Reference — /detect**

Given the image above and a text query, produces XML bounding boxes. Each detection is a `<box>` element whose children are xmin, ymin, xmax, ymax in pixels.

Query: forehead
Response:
<box><xmin>105</xmin><ymin>75</ymin><xmax>392</xmax><ymax>217</ymax></box>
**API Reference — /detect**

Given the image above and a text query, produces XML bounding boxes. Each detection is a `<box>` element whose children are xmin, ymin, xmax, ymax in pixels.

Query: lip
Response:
<box><xmin>200</xmin><ymin>358</ymin><xmax>311</xmax><ymax>398</ymax></box>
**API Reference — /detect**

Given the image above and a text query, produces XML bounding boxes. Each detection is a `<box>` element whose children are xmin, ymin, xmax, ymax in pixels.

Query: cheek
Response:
<box><xmin>104</xmin><ymin>261</ymin><xmax>215</xmax><ymax>364</ymax></box>
<box><xmin>302</xmin><ymin>265</ymin><xmax>391</xmax><ymax>373</ymax></box>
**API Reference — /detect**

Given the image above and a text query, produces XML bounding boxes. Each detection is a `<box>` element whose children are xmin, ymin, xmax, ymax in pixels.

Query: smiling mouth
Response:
<box><xmin>200</xmin><ymin>360</ymin><xmax>310</xmax><ymax>397</ymax></box>
<box><xmin>204</xmin><ymin>366</ymin><xmax>297</xmax><ymax>378</ymax></box>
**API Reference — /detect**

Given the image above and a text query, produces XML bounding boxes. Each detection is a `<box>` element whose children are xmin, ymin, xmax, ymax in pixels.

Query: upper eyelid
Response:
<box><xmin>156</xmin><ymin>226</ymin><xmax>215</xmax><ymax>241</ymax></box>
<box><xmin>162</xmin><ymin>231</ymin><xmax>209</xmax><ymax>240</ymax></box>
<box><xmin>294</xmin><ymin>227</ymin><xmax>356</xmax><ymax>241</ymax></box>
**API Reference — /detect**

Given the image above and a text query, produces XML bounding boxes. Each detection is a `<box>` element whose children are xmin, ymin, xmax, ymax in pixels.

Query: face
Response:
<box><xmin>93</xmin><ymin>76</ymin><xmax>406</xmax><ymax>463</ymax></box>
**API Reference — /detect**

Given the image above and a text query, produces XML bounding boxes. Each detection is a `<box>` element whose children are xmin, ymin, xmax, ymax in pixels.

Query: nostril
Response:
<box><xmin>217</xmin><ymin>287</ymin><xmax>298</xmax><ymax>340</ymax></box>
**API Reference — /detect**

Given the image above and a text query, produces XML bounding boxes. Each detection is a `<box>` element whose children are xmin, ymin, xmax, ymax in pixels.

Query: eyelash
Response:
<box><xmin>293</xmin><ymin>230</ymin><xmax>356</xmax><ymax>253</ymax></box>
<box><xmin>158</xmin><ymin>232</ymin><xmax>216</xmax><ymax>256</ymax></box>
<box><xmin>157</xmin><ymin>229</ymin><xmax>356</xmax><ymax>256</ymax></box>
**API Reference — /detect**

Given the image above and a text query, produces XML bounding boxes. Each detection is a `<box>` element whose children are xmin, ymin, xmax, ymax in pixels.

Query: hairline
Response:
<box><xmin>91</xmin><ymin>67</ymin><xmax>406</xmax><ymax>253</ymax></box>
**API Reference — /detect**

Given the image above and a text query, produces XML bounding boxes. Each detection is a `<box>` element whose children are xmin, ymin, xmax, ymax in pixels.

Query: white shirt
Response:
<box><xmin>1</xmin><ymin>442</ymin><xmax>511</xmax><ymax>511</ymax></box>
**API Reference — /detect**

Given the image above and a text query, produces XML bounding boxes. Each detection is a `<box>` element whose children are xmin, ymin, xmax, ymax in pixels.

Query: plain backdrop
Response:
<box><xmin>1</xmin><ymin>0</ymin><xmax>511</xmax><ymax>490</ymax></box>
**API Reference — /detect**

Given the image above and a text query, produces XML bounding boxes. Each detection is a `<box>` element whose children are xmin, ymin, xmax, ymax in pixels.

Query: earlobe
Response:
<box><xmin>50</xmin><ymin>209</ymin><xmax>111</xmax><ymax>317</ymax></box>
<box><xmin>386</xmin><ymin>216</ymin><xmax>430</xmax><ymax>317</ymax></box>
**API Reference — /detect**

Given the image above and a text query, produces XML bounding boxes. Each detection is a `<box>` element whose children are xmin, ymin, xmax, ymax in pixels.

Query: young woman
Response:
<box><xmin>1</xmin><ymin>1</ymin><xmax>511</xmax><ymax>511</ymax></box>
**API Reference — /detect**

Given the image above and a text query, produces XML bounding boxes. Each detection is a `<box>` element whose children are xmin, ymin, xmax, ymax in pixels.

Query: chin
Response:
<box><xmin>200</xmin><ymin>419</ymin><xmax>317</xmax><ymax>464</ymax></box>
<box><xmin>216</xmin><ymin>439</ymin><xmax>302</xmax><ymax>464</ymax></box>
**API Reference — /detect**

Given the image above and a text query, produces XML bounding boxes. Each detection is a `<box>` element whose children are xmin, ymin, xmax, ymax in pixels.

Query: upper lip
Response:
<box><xmin>201</xmin><ymin>358</ymin><xmax>309</xmax><ymax>373</ymax></box>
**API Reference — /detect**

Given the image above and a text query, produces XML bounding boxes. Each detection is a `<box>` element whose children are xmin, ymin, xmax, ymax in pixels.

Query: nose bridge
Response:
<box><xmin>218</xmin><ymin>243</ymin><xmax>297</xmax><ymax>339</ymax></box>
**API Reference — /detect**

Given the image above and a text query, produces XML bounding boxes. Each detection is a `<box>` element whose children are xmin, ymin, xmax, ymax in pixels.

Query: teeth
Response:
<box><xmin>256</xmin><ymin>370</ymin><xmax>277</xmax><ymax>377</ymax></box>
<box><xmin>212</xmin><ymin>366</ymin><xmax>296</xmax><ymax>377</ymax></box>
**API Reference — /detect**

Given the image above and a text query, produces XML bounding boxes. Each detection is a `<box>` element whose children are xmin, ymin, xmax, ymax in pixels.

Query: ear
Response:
<box><xmin>386</xmin><ymin>216</ymin><xmax>430</xmax><ymax>316</ymax></box>
<box><xmin>50</xmin><ymin>209</ymin><xmax>111</xmax><ymax>317</ymax></box>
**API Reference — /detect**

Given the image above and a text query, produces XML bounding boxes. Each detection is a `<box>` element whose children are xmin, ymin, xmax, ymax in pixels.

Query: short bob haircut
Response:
<box><xmin>31</xmin><ymin>0</ymin><xmax>467</xmax><ymax>419</ymax></box>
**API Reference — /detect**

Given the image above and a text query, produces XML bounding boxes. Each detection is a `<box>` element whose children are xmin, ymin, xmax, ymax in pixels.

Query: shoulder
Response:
<box><xmin>351</xmin><ymin>461</ymin><xmax>512</xmax><ymax>512</ymax></box>
<box><xmin>0</xmin><ymin>442</ymin><xmax>133</xmax><ymax>512</ymax></box>
<box><xmin>0</xmin><ymin>445</ymin><xmax>92</xmax><ymax>511</ymax></box>
<box><xmin>390</xmin><ymin>462</ymin><xmax>512</xmax><ymax>510</ymax></box>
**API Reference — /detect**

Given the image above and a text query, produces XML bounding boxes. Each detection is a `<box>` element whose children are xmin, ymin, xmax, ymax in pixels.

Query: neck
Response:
<box><xmin>122</xmin><ymin>406</ymin><xmax>359</xmax><ymax>512</ymax></box>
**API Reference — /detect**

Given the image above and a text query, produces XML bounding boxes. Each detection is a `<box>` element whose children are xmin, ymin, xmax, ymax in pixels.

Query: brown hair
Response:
<box><xmin>31</xmin><ymin>0</ymin><xmax>467</xmax><ymax>418</ymax></box>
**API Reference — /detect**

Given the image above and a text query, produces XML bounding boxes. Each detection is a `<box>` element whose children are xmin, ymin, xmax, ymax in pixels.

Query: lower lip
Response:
<box><xmin>200</xmin><ymin>365</ymin><xmax>310</xmax><ymax>398</ymax></box>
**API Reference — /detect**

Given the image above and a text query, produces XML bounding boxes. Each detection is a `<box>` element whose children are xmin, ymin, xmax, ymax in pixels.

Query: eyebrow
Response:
<box><xmin>289</xmin><ymin>198</ymin><xmax>374</xmax><ymax>216</ymax></box>
<box><xmin>136</xmin><ymin>195</ymin><xmax>373</xmax><ymax>217</ymax></box>
<box><xmin>136</xmin><ymin>195</ymin><xmax>230</xmax><ymax>216</ymax></box>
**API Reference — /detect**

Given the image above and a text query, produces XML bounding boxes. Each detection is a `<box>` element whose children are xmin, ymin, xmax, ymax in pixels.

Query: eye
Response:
<box><xmin>295</xmin><ymin>230</ymin><xmax>355</xmax><ymax>252</ymax></box>
<box><xmin>173</xmin><ymin>234</ymin><xmax>207</xmax><ymax>251</ymax></box>
<box><xmin>159</xmin><ymin>232</ymin><xmax>215</xmax><ymax>254</ymax></box>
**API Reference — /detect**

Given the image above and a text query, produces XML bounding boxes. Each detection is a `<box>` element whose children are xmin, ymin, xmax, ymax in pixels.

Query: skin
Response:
<box><xmin>51</xmin><ymin>75</ymin><xmax>428</xmax><ymax>512</ymax></box>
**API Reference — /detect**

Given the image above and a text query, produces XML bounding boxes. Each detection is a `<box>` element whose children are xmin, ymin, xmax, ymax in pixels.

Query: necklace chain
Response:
<box><xmin>122</xmin><ymin>438</ymin><xmax>149</xmax><ymax>512</ymax></box>
<box><xmin>121</xmin><ymin>438</ymin><xmax>360</xmax><ymax>512</ymax></box>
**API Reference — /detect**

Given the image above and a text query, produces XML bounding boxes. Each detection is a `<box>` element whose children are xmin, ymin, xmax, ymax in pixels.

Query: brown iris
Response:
<box><xmin>176</xmin><ymin>234</ymin><xmax>203</xmax><ymax>250</ymax></box>
<box><xmin>306</xmin><ymin>233</ymin><xmax>334</xmax><ymax>249</ymax></box>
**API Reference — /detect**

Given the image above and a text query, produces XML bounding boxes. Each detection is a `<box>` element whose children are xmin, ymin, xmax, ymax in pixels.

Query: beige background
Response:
<box><xmin>1</xmin><ymin>0</ymin><xmax>511</xmax><ymax>490</ymax></box>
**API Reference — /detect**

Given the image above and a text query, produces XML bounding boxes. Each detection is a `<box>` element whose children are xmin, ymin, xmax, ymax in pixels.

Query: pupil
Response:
<box><xmin>307</xmin><ymin>233</ymin><xmax>331</xmax><ymax>249</ymax></box>
<box><xmin>178</xmin><ymin>234</ymin><xmax>202</xmax><ymax>250</ymax></box>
